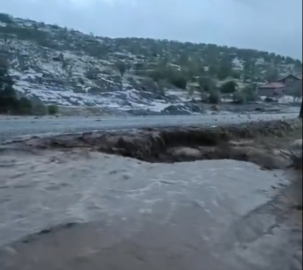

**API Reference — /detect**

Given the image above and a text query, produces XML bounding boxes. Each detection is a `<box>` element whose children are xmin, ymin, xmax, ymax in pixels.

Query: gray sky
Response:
<box><xmin>1</xmin><ymin>0</ymin><xmax>302</xmax><ymax>59</ymax></box>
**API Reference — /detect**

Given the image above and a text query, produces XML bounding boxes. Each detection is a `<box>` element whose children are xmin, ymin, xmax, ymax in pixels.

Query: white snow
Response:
<box><xmin>1</xmin><ymin>17</ymin><xmax>301</xmax><ymax>115</ymax></box>
<box><xmin>260</xmin><ymin>95</ymin><xmax>302</xmax><ymax>104</ymax></box>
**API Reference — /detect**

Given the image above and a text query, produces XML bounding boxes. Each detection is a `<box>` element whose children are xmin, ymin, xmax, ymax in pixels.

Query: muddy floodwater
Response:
<box><xmin>0</xmin><ymin>148</ymin><xmax>301</xmax><ymax>270</ymax></box>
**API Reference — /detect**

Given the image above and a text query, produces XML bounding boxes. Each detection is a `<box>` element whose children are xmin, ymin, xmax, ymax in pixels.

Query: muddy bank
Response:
<box><xmin>15</xmin><ymin>119</ymin><xmax>302</xmax><ymax>169</ymax></box>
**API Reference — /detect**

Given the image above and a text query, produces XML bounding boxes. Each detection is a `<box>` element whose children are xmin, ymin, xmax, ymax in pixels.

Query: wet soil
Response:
<box><xmin>12</xmin><ymin>119</ymin><xmax>302</xmax><ymax>169</ymax></box>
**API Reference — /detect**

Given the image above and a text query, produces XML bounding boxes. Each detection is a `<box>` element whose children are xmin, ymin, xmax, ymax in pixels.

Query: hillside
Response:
<box><xmin>0</xmin><ymin>13</ymin><xmax>302</xmax><ymax>115</ymax></box>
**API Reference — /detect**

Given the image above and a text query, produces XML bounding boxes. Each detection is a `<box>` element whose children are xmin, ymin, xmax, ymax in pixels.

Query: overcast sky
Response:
<box><xmin>1</xmin><ymin>0</ymin><xmax>302</xmax><ymax>59</ymax></box>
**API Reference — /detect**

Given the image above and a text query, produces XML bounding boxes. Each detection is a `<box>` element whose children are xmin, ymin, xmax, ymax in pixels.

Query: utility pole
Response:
<box><xmin>300</xmin><ymin>100</ymin><xmax>302</xmax><ymax>118</ymax></box>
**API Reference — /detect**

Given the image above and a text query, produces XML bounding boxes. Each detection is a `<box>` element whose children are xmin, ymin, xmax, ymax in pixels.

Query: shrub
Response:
<box><xmin>169</xmin><ymin>75</ymin><xmax>187</xmax><ymax>89</ymax></box>
<box><xmin>0</xmin><ymin>57</ymin><xmax>49</xmax><ymax>116</ymax></box>
<box><xmin>48</xmin><ymin>105</ymin><xmax>58</xmax><ymax>115</ymax></box>
<box><xmin>242</xmin><ymin>85</ymin><xmax>258</xmax><ymax>102</ymax></box>
<box><xmin>116</xmin><ymin>61</ymin><xmax>127</xmax><ymax>77</ymax></box>
<box><xmin>220</xmin><ymin>80</ymin><xmax>238</xmax><ymax>94</ymax></box>
<box><xmin>31</xmin><ymin>102</ymin><xmax>47</xmax><ymax>115</ymax></box>
<box><xmin>233</xmin><ymin>91</ymin><xmax>246</xmax><ymax>104</ymax></box>
<box><xmin>198</xmin><ymin>77</ymin><xmax>216</xmax><ymax>93</ymax></box>
<box><xmin>149</xmin><ymin>69</ymin><xmax>164</xmax><ymax>82</ymax></box>
<box><xmin>208</xmin><ymin>91</ymin><xmax>221</xmax><ymax>104</ymax></box>
<box><xmin>16</xmin><ymin>97</ymin><xmax>33</xmax><ymax>115</ymax></box>
<box><xmin>0</xmin><ymin>13</ymin><xmax>13</xmax><ymax>23</ymax></box>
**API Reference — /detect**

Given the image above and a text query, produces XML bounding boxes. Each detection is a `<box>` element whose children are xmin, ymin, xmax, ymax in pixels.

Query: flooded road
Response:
<box><xmin>0</xmin><ymin>149</ymin><xmax>301</xmax><ymax>269</ymax></box>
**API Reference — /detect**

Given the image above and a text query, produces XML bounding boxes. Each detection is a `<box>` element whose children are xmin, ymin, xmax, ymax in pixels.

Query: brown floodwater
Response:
<box><xmin>0</xmin><ymin>149</ymin><xmax>301</xmax><ymax>270</ymax></box>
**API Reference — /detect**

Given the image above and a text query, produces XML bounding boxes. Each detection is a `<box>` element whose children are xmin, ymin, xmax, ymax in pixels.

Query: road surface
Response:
<box><xmin>0</xmin><ymin>113</ymin><xmax>298</xmax><ymax>141</ymax></box>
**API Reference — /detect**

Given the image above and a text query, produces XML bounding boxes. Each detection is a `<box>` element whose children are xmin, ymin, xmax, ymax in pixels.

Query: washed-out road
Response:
<box><xmin>0</xmin><ymin>112</ymin><xmax>298</xmax><ymax>141</ymax></box>
<box><xmin>0</xmin><ymin>112</ymin><xmax>301</xmax><ymax>270</ymax></box>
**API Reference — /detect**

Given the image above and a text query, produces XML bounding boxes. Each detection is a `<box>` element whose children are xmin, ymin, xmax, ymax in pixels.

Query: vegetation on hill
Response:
<box><xmin>0</xmin><ymin>13</ymin><xmax>302</xmax><ymax>108</ymax></box>
<box><xmin>0</xmin><ymin>13</ymin><xmax>301</xmax><ymax>79</ymax></box>
<box><xmin>0</xmin><ymin>58</ymin><xmax>58</xmax><ymax>115</ymax></box>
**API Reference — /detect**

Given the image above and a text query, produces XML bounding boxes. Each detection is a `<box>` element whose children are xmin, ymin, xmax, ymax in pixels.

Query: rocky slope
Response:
<box><xmin>0</xmin><ymin>13</ymin><xmax>302</xmax><ymax>115</ymax></box>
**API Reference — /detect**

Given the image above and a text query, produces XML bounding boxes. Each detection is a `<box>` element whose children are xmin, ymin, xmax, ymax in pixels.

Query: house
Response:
<box><xmin>258</xmin><ymin>74</ymin><xmax>302</xmax><ymax>97</ymax></box>
<box><xmin>277</xmin><ymin>74</ymin><xmax>300</xmax><ymax>86</ymax></box>
<box><xmin>258</xmin><ymin>82</ymin><xmax>286</xmax><ymax>97</ymax></box>
<box><xmin>277</xmin><ymin>74</ymin><xmax>301</xmax><ymax>94</ymax></box>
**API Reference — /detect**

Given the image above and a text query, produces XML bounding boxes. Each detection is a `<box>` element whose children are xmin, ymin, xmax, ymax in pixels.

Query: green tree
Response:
<box><xmin>169</xmin><ymin>73</ymin><xmax>187</xmax><ymax>89</ymax></box>
<box><xmin>220</xmin><ymin>80</ymin><xmax>238</xmax><ymax>94</ymax></box>
<box><xmin>0</xmin><ymin>13</ymin><xmax>13</xmax><ymax>23</ymax></box>
<box><xmin>17</xmin><ymin>97</ymin><xmax>32</xmax><ymax>114</ymax></box>
<box><xmin>0</xmin><ymin>59</ymin><xmax>18</xmax><ymax>113</ymax></box>
<box><xmin>198</xmin><ymin>77</ymin><xmax>216</xmax><ymax>93</ymax></box>
<box><xmin>178</xmin><ymin>52</ymin><xmax>189</xmax><ymax>66</ymax></box>
<box><xmin>208</xmin><ymin>91</ymin><xmax>221</xmax><ymax>104</ymax></box>
<box><xmin>217</xmin><ymin>61</ymin><xmax>232</xmax><ymax>80</ymax></box>
<box><xmin>48</xmin><ymin>105</ymin><xmax>59</xmax><ymax>115</ymax></box>
<box><xmin>242</xmin><ymin>85</ymin><xmax>258</xmax><ymax>102</ymax></box>
<box><xmin>265</xmin><ymin>66</ymin><xmax>279</xmax><ymax>82</ymax></box>
<box><xmin>208</xmin><ymin>65</ymin><xmax>218</xmax><ymax>76</ymax></box>
<box><xmin>116</xmin><ymin>61</ymin><xmax>127</xmax><ymax>77</ymax></box>
<box><xmin>31</xmin><ymin>101</ymin><xmax>47</xmax><ymax>115</ymax></box>
<box><xmin>149</xmin><ymin>67</ymin><xmax>165</xmax><ymax>83</ymax></box>
<box><xmin>0</xmin><ymin>58</ymin><xmax>33</xmax><ymax>115</ymax></box>
<box><xmin>232</xmin><ymin>91</ymin><xmax>246</xmax><ymax>104</ymax></box>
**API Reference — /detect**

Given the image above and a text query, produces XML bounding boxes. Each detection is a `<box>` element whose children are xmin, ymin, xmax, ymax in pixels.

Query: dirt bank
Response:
<box><xmin>10</xmin><ymin>119</ymin><xmax>301</xmax><ymax>170</ymax></box>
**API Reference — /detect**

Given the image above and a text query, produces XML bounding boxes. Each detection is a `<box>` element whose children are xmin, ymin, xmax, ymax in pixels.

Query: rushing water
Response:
<box><xmin>0</xmin><ymin>149</ymin><xmax>301</xmax><ymax>269</ymax></box>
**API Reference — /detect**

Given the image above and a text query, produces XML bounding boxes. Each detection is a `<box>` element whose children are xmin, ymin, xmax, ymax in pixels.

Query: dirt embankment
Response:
<box><xmin>8</xmin><ymin>119</ymin><xmax>301</xmax><ymax>170</ymax></box>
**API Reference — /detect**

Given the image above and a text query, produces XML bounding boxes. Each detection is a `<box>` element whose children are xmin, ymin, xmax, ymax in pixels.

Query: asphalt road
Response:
<box><xmin>0</xmin><ymin>113</ymin><xmax>298</xmax><ymax>141</ymax></box>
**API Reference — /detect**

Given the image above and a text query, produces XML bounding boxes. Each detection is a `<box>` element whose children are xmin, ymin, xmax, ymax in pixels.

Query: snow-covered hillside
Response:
<box><xmin>0</xmin><ymin>13</ymin><xmax>301</xmax><ymax>115</ymax></box>
<box><xmin>0</xmin><ymin>17</ymin><xmax>205</xmax><ymax>114</ymax></box>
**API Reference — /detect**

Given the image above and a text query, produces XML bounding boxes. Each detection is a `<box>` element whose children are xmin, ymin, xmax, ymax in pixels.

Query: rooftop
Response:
<box><xmin>259</xmin><ymin>82</ymin><xmax>286</xmax><ymax>89</ymax></box>
<box><xmin>277</xmin><ymin>74</ymin><xmax>301</xmax><ymax>81</ymax></box>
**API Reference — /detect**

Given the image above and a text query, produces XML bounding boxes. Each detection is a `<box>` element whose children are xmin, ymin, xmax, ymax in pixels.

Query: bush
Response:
<box><xmin>169</xmin><ymin>74</ymin><xmax>187</xmax><ymax>89</ymax></box>
<box><xmin>0</xmin><ymin>13</ymin><xmax>13</xmax><ymax>23</ymax></box>
<box><xmin>149</xmin><ymin>65</ymin><xmax>188</xmax><ymax>89</ymax></box>
<box><xmin>0</xmin><ymin>57</ymin><xmax>51</xmax><ymax>116</ymax></box>
<box><xmin>149</xmin><ymin>69</ymin><xmax>164</xmax><ymax>82</ymax></box>
<box><xmin>0</xmin><ymin>62</ymin><xmax>20</xmax><ymax>114</ymax></box>
<box><xmin>208</xmin><ymin>91</ymin><xmax>221</xmax><ymax>104</ymax></box>
<box><xmin>233</xmin><ymin>91</ymin><xmax>246</xmax><ymax>104</ymax></box>
<box><xmin>16</xmin><ymin>97</ymin><xmax>33</xmax><ymax>114</ymax></box>
<box><xmin>31</xmin><ymin>102</ymin><xmax>47</xmax><ymax>115</ymax></box>
<box><xmin>48</xmin><ymin>105</ymin><xmax>58</xmax><ymax>115</ymax></box>
<box><xmin>116</xmin><ymin>61</ymin><xmax>127</xmax><ymax>77</ymax></box>
<box><xmin>242</xmin><ymin>85</ymin><xmax>258</xmax><ymax>102</ymax></box>
<box><xmin>220</xmin><ymin>80</ymin><xmax>238</xmax><ymax>94</ymax></box>
<box><xmin>198</xmin><ymin>77</ymin><xmax>216</xmax><ymax>93</ymax></box>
